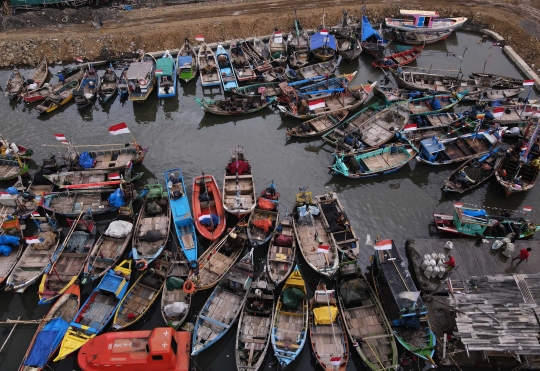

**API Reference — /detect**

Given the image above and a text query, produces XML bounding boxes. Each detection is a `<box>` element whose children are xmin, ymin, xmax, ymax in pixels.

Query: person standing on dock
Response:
<box><xmin>512</xmin><ymin>247</ymin><xmax>532</xmax><ymax>266</ymax></box>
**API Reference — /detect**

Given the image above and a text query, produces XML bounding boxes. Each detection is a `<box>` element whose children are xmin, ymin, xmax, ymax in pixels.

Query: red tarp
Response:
<box><xmin>227</xmin><ymin>160</ymin><xmax>250</xmax><ymax>175</ymax></box>
<box><xmin>253</xmin><ymin>219</ymin><xmax>272</xmax><ymax>233</ymax></box>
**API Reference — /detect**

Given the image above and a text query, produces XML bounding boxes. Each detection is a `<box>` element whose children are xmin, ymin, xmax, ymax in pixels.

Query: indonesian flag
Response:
<box><xmin>523</xmin><ymin>80</ymin><xmax>535</xmax><ymax>86</ymax></box>
<box><xmin>155</xmin><ymin>69</ymin><xmax>163</xmax><ymax>75</ymax></box>
<box><xmin>403</xmin><ymin>123</ymin><xmax>417</xmax><ymax>131</ymax></box>
<box><xmin>108</xmin><ymin>173</ymin><xmax>121</xmax><ymax>180</ymax></box>
<box><xmin>523</xmin><ymin>206</ymin><xmax>533</xmax><ymax>212</ymax></box>
<box><xmin>374</xmin><ymin>239</ymin><xmax>392</xmax><ymax>250</ymax></box>
<box><xmin>75</xmin><ymin>57</ymin><xmax>84</xmax><ymax>63</ymax></box>
<box><xmin>309</xmin><ymin>98</ymin><xmax>325</xmax><ymax>110</ymax></box>
<box><xmin>126</xmin><ymin>160</ymin><xmax>133</xmax><ymax>169</ymax></box>
<box><xmin>31</xmin><ymin>211</ymin><xmax>40</xmax><ymax>218</ymax></box>
<box><xmin>194</xmin><ymin>35</ymin><xmax>205</xmax><ymax>42</ymax></box>
<box><xmin>55</xmin><ymin>133</ymin><xmax>67</xmax><ymax>142</ymax></box>
<box><xmin>317</xmin><ymin>245</ymin><xmax>330</xmax><ymax>254</ymax></box>
<box><xmin>25</xmin><ymin>236</ymin><xmax>42</xmax><ymax>244</ymax></box>
<box><xmin>330</xmin><ymin>356</ymin><xmax>341</xmax><ymax>366</ymax></box>
<box><xmin>320</xmin><ymin>29</ymin><xmax>329</xmax><ymax>36</ymax></box>
<box><xmin>492</xmin><ymin>107</ymin><xmax>504</xmax><ymax>118</ymax></box>
<box><xmin>476</xmin><ymin>113</ymin><xmax>485</xmax><ymax>120</ymax></box>
<box><xmin>521</xmin><ymin>145</ymin><xmax>528</xmax><ymax>151</ymax></box>
<box><xmin>108</xmin><ymin>122</ymin><xmax>130</xmax><ymax>135</ymax></box>
<box><xmin>454</xmin><ymin>202</ymin><xmax>464</xmax><ymax>208</ymax></box>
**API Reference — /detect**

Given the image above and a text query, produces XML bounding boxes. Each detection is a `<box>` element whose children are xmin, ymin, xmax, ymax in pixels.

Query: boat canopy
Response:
<box><xmin>126</xmin><ymin>62</ymin><xmax>153</xmax><ymax>80</ymax></box>
<box><xmin>178</xmin><ymin>56</ymin><xmax>192</xmax><ymax>68</ymax></box>
<box><xmin>462</xmin><ymin>209</ymin><xmax>487</xmax><ymax>218</ymax></box>
<box><xmin>362</xmin><ymin>15</ymin><xmax>388</xmax><ymax>43</ymax></box>
<box><xmin>156</xmin><ymin>58</ymin><xmax>174</xmax><ymax>77</ymax></box>
<box><xmin>310</xmin><ymin>32</ymin><xmax>337</xmax><ymax>51</ymax></box>
<box><xmin>24</xmin><ymin>318</ymin><xmax>70</xmax><ymax>367</ymax></box>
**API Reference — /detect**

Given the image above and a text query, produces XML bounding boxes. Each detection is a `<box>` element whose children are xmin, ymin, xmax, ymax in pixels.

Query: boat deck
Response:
<box><xmin>93</xmin><ymin>152</ymin><xmax>133</xmax><ymax>170</ymax></box>
<box><xmin>162</xmin><ymin>261</ymin><xmax>190</xmax><ymax>327</ymax></box>
<box><xmin>442</xmin><ymin>137</ymin><xmax>490</xmax><ymax>160</ymax></box>
<box><xmin>196</xmin><ymin>250</ymin><xmax>239</xmax><ymax>288</ymax></box>
<box><xmin>135</xmin><ymin>200</ymin><xmax>169</xmax><ymax>256</ymax></box>
<box><xmin>361</xmin><ymin>149</ymin><xmax>410</xmax><ymax>171</ymax></box>
<box><xmin>196</xmin><ymin>287</ymin><xmax>243</xmax><ymax>343</ymax></box>
<box><xmin>50</xmin><ymin>193</ymin><xmax>108</xmax><ymax>214</ymax></box>
<box><xmin>115</xmin><ymin>274</ymin><xmax>162</xmax><ymax>328</ymax></box>
<box><xmin>313</xmin><ymin>95</ymin><xmax>357</xmax><ymax>114</ymax></box>
<box><xmin>295</xmin><ymin>215</ymin><xmax>336</xmax><ymax>271</ymax></box>
<box><xmin>89</xmin><ymin>235</ymin><xmax>128</xmax><ymax>276</ymax></box>
<box><xmin>268</xmin><ymin>219</ymin><xmax>295</xmax><ymax>283</ymax></box>
<box><xmin>0</xmin><ymin>164</ymin><xmax>22</xmax><ymax>179</ymax></box>
<box><xmin>76</xmin><ymin>292</ymin><xmax>117</xmax><ymax>329</ymax></box>
<box><xmin>224</xmin><ymin>175</ymin><xmax>254</xmax><ymax>211</ymax></box>
<box><xmin>311</xmin><ymin>320</ymin><xmax>346</xmax><ymax>368</ymax></box>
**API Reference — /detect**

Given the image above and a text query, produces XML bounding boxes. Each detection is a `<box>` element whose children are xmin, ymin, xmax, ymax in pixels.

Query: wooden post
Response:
<box><xmin>0</xmin><ymin>316</ymin><xmax>20</xmax><ymax>352</ymax></box>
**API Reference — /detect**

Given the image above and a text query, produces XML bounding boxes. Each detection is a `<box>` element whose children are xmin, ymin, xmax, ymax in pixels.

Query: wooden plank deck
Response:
<box><xmin>406</xmin><ymin>238</ymin><xmax>540</xmax><ymax>293</ymax></box>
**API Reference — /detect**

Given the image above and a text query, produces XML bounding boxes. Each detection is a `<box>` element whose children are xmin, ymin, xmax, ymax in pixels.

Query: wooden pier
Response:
<box><xmin>405</xmin><ymin>238</ymin><xmax>540</xmax><ymax>293</ymax></box>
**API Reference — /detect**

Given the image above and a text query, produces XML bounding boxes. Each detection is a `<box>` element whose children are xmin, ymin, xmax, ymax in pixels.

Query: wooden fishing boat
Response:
<box><xmin>198</xmin><ymin>43</ymin><xmax>221</xmax><ymax>87</ymax></box>
<box><xmin>38</xmin><ymin>212</ymin><xmax>96</xmax><ymax>305</ymax></box>
<box><xmin>19</xmin><ymin>57</ymin><xmax>49</xmax><ymax>99</ymax></box>
<box><xmin>337</xmin><ymin>33</ymin><xmax>362</xmax><ymax>62</ymax></box>
<box><xmin>252</xmin><ymin>36</ymin><xmax>271</xmax><ymax>60</ymax></box>
<box><xmin>477</xmin><ymin>88</ymin><xmax>525</xmax><ymax>102</ymax></box>
<box><xmin>261</xmin><ymin>65</ymin><xmax>287</xmax><ymax>83</ymax></box>
<box><xmin>385</xmin><ymin>10</ymin><xmax>467</xmax><ymax>32</ymax></box>
<box><xmin>157</xmin><ymin>50</ymin><xmax>177</xmax><ymax>98</ymax></box>
<box><xmin>371</xmin><ymin>44</ymin><xmax>424</xmax><ymax>69</ymax></box>
<box><xmin>127</xmin><ymin>61</ymin><xmax>155</xmax><ymax>103</ymax></box>
<box><xmin>372</xmin><ymin>239</ymin><xmax>436</xmax><ymax>362</ymax></box>
<box><xmin>223</xmin><ymin>146</ymin><xmax>256</xmax><ymax>216</ymax></box>
<box><xmin>310</xmin><ymin>24</ymin><xmax>337</xmax><ymax>62</ymax></box>
<box><xmin>443</xmin><ymin>150</ymin><xmax>504</xmax><ymax>193</ymax></box>
<box><xmin>231</xmin><ymin>82</ymin><xmax>282</xmax><ymax>99</ymax></box>
<box><xmin>192</xmin><ymin>248</ymin><xmax>254</xmax><ymax>355</ymax></box>
<box><xmin>40</xmin><ymin>190</ymin><xmax>118</xmax><ymax>217</ymax></box>
<box><xmin>162</xmin><ymin>254</ymin><xmax>191</xmax><ymax>329</ymax></box>
<box><xmin>192</xmin><ymin>173</ymin><xmax>226</xmax><ymax>242</ymax></box>
<box><xmin>187</xmin><ymin>225</ymin><xmax>246</xmax><ymax>291</ymax></box>
<box><xmin>78</xmin><ymin>328</ymin><xmax>191</xmax><ymax>371</ymax></box>
<box><xmin>331</xmin><ymin>144</ymin><xmax>417</xmax><ymax>178</ymax></box>
<box><xmin>97</xmin><ymin>67</ymin><xmax>118</xmax><ymax>103</ymax></box>
<box><xmin>240</xmin><ymin>40</ymin><xmax>272</xmax><ymax>73</ymax></box>
<box><xmin>83</xmin><ymin>219</ymin><xmax>133</xmax><ymax>283</ymax></box>
<box><xmin>132</xmin><ymin>183</ymin><xmax>170</xmax><ymax>265</ymax></box>
<box><xmin>269</xmin><ymin>30</ymin><xmax>287</xmax><ymax>63</ymax></box>
<box><xmin>23</xmin><ymin>66</ymin><xmax>83</xmax><ymax>103</ymax></box>
<box><xmin>416</xmin><ymin>131</ymin><xmax>501</xmax><ymax>166</ymax></box>
<box><xmin>43</xmin><ymin>168</ymin><xmax>141</xmax><ymax>190</ymax></box>
<box><xmin>73</xmin><ymin>66</ymin><xmax>100</xmax><ymax>111</ymax></box>
<box><xmin>309</xmin><ymin>283</ymin><xmax>349</xmax><ymax>371</ymax></box>
<box><xmin>287</xmin><ymin>112</ymin><xmax>348</xmax><ymax>139</ymax></box>
<box><xmin>315</xmin><ymin>192</ymin><xmax>358</xmax><ymax>259</ymax></box>
<box><xmin>67</xmin><ymin>145</ymin><xmax>147</xmax><ymax>171</ymax></box>
<box><xmin>271</xmin><ymin>265</ymin><xmax>308</xmax><ymax>369</ymax></box>
<box><xmin>35</xmin><ymin>79</ymin><xmax>79</xmax><ymax>114</ymax></box>
<box><xmin>287</xmin><ymin>10</ymin><xmax>310</xmax><ymax>68</ymax></box>
<box><xmin>54</xmin><ymin>260</ymin><xmax>132</xmax><ymax>361</ymax></box>
<box><xmin>177</xmin><ymin>38</ymin><xmax>198</xmax><ymax>83</ymax></box>
<box><xmin>0</xmin><ymin>157</ymin><xmax>29</xmax><ymax>181</ymax></box>
<box><xmin>216</xmin><ymin>44</ymin><xmax>239</xmax><ymax>91</ymax></box>
<box><xmin>373</xmin><ymin>85</ymin><xmax>415</xmax><ymax>103</ymax></box>
<box><xmin>230</xmin><ymin>39</ymin><xmax>256</xmax><ymax>82</ymax></box>
<box><xmin>5</xmin><ymin>67</ymin><xmax>25</xmax><ymax>99</ymax></box>
<box><xmin>338</xmin><ymin>261</ymin><xmax>398</xmax><ymax>371</ymax></box>
<box><xmin>322</xmin><ymin>104</ymin><xmax>379</xmax><ymax>151</ymax></box>
<box><xmin>434</xmin><ymin>203</ymin><xmax>540</xmax><ymax>239</ymax></box>
<box><xmin>112</xmin><ymin>251</ymin><xmax>172</xmax><ymax>330</ymax></box>
<box><xmin>297</xmin><ymin>60</ymin><xmax>338</xmax><ymax>80</ymax></box>
<box><xmin>5</xmin><ymin>218</ymin><xmax>60</xmax><ymax>293</ymax></box>
<box><xmin>247</xmin><ymin>182</ymin><xmax>279</xmax><ymax>246</ymax></box>
<box><xmin>267</xmin><ymin>212</ymin><xmax>297</xmax><ymax>285</ymax></box>
<box><xmin>0</xmin><ymin>217</ymin><xmax>23</xmax><ymax>289</ymax></box>
<box><xmin>194</xmin><ymin>95</ymin><xmax>276</xmax><ymax>116</ymax></box>
<box><xmin>471</xmin><ymin>72</ymin><xmax>524</xmax><ymax>88</ymax></box>
<box><xmin>359</xmin><ymin>14</ymin><xmax>388</xmax><ymax>57</ymax></box>
<box><xmin>164</xmin><ymin>168</ymin><xmax>197</xmax><ymax>261</ymax></box>
<box><xmin>390</xmin><ymin>69</ymin><xmax>452</xmax><ymax>92</ymax></box>
<box><xmin>388</xmin><ymin>28</ymin><xmax>452</xmax><ymax>45</ymax></box>
<box><xmin>292</xmin><ymin>188</ymin><xmax>339</xmax><ymax>277</ymax></box>
<box><xmin>406</xmin><ymin>90</ymin><xmax>467</xmax><ymax>116</ymax></box>
<box><xmin>235</xmin><ymin>270</ymin><xmax>275</xmax><ymax>371</ymax></box>
<box><xmin>117</xmin><ymin>66</ymin><xmax>129</xmax><ymax>98</ymax></box>
<box><xmin>396</xmin><ymin>119</ymin><xmax>475</xmax><ymax>147</ymax></box>
<box><xmin>19</xmin><ymin>284</ymin><xmax>80</xmax><ymax>371</ymax></box>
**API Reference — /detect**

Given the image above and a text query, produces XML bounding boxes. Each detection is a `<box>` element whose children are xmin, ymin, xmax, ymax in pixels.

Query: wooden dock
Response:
<box><xmin>406</xmin><ymin>238</ymin><xmax>540</xmax><ymax>293</ymax></box>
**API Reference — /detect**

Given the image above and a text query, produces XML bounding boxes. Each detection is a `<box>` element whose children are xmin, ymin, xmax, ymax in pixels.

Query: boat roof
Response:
<box><xmin>126</xmin><ymin>62</ymin><xmax>153</xmax><ymax>79</ymax></box>
<box><xmin>399</xmin><ymin>10</ymin><xmax>439</xmax><ymax>16</ymax></box>
<box><xmin>156</xmin><ymin>58</ymin><xmax>174</xmax><ymax>76</ymax></box>
<box><xmin>310</xmin><ymin>33</ymin><xmax>337</xmax><ymax>51</ymax></box>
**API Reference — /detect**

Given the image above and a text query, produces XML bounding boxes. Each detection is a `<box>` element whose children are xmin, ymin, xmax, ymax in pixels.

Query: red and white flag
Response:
<box><xmin>108</xmin><ymin>122</ymin><xmax>130</xmax><ymax>135</ymax></box>
<box><xmin>31</xmin><ymin>211</ymin><xmax>40</xmax><ymax>218</ymax></box>
<box><xmin>317</xmin><ymin>245</ymin><xmax>330</xmax><ymax>254</ymax></box>
<box><xmin>155</xmin><ymin>69</ymin><xmax>163</xmax><ymax>75</ymax></box>
<box><xmin>523</xmin><ymin>206</ymin><xmax>533</xmax><ymax>212</ymax></box>
<box><xmin>194</xmin><ymin>35</ymin><xmax>205</xmax><ymax>42</ymax></box>
<box><xmin>309</xmin><ymin>98</ymin><xmax>325</xmax><ymax>110</ymax></box>
<box><xmin>492</xmin><ymin>107</ymin><xmax>504</xmax><ymax>118</ymax></box>
<box><xmin>454</xmin><ymin>202</ymin><xmax>464</xmax><ymax>208</ymax></box>
<box><xmin>320</xmin><ymin>29</ymin><xmax>329</xmax><ymax>36</ymax></box>
<box><xmin>75</xmin><ymin>57</ymin><xmax>84</xmax><ymax>63</ymax></box>
<box><xmin>374</xmin><ymin>239</ymin><xmax>392</xmax><ymax>250</ymax></box>
<box><xmin>403</xmin><ymin>123</ymin><xmax>418</xmax><ymax>131</ymax></box>
<box><xmin>126</xmin><ymin>160</ymin><xmax>133</xmax><ymax>169</ymax></box>
<box><xmin>330</xmin><ymin>356</ymin><xmax>341</xmax><ymax>366</ymax></box>
<box><xmin>25</xmin><ymin>236</ymin><xmax>42</xmax><ymax>244</ymax></box>
<box><xmin>523</xmin><ymin>80</ymin><xmax>535</xmax><ymax>86</ymax></box>
<box><xmin>54</xmin><ymin>133</ymin><xmax>67</xmax><ymax>142</ymax></box>
<box><xmin>108</xmin><ymin>173</ymin><xmax>121</xmax><ymax>180</ymax></box>
<box><xmin>521</xmin><ymin>145</ymin><xmax>528</xmax><ymax>151</ymax></box>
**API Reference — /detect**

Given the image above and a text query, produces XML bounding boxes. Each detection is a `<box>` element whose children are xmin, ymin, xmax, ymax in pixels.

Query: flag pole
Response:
<box><xmin>520</xmin><ymin>86</ymin><xmax>533</xmax><ymax>116</ymax></box>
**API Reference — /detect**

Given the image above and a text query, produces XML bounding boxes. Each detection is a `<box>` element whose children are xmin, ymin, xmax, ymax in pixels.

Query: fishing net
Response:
<box><xmin>253</xmin><ymin>219</ymin><xmax>272</xmax><ymax>233</ymax></box>
<box><xmin>146</xmin><ymin>202</ymin><xmax>162</xmax><ymax>214</ymax></box>
<box><xmin>339</xmin><ymin>278</ymin><xmax>369</xmax><ymax>306</ymax></box>
<box><xmin>282</xmin><ymin>287</ymin><xmax>305</xmax><ymax>310</ymax></box>
<box><xmin>143</xmin><ymin>230</ymin><xmax>162</xmax><ymax>242</ymax></box>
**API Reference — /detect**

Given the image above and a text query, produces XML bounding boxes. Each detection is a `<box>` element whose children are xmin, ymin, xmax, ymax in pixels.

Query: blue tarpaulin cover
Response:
<box><xmin>24</xmin><ymin>318</ymin><xmax>70</xmax><ymax>367</ymax></box>
<box><xmin>0</xmin><ymin>235</ymin><xmax>20</xmax><ymax>246</ymax></box>
<box><xmin>310</xmin><ymin>32</ymin><xmax>337</xmax><ymax>51</ymax></box>
<box><xmin>108</xmin><ymin>188</ymin><xmax>125</xmax><ymax>208</ymax></box>
<box><xmin>199</xmin><ymin>214</ymin><xmax>220</xmax><ymax>227</ymax></box>
<box><xmin>6</xmin><ymin>187</ymin><xmax>18</xmax><ymax>195</ymax></box>
<box><xmin>362</xmin><ymin>15</ymin><xmax>387</xmax><ymax>43</ymax></box>
<box><xmin>178</xmin><ymin>56</ymin><xmax>192</xmax><ymax>67</ymax></box>
<box><xmin>432</xmin><ymin>99</ymin><xmax>442</xmax><ymax>110</ymax></box>
<box><xmin>78</xmin><ymin>152</ymin><xmax>94</xmax><ymax>169</ymax></box>
<box><xmin>463</xmin><ymin>209</ymin><xmax>488</xmax><ymax>217</ymax></box>
<box><xmin>0</xmin><ymin>245</ymin><xmax>12</xmax><ymax>256</ymax></box>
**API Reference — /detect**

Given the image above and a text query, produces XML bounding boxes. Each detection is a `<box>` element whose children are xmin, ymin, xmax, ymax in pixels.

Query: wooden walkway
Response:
<box><xmin>406</xmin><ymin>238</ymin><xmax>540</xmax><ymax>293</ymax></box>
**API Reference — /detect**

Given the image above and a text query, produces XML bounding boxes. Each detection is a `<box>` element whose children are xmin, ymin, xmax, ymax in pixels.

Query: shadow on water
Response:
<box><xmin>198</xmin><ymin>109</ymin><xmax>273</xmax><ymax>129</ymax></box>
<box><xmin>132</xmin><ymin>94</ymin><xmax>159</xmax><ymax>124</ymax></box>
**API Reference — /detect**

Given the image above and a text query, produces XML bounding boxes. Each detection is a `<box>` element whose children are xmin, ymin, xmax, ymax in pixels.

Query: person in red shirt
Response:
<box><xmin>512</xmin><ymin>248</ymin><xmax>532</xmax><ymax>266</ymax></box>
<box><xmin>444</xmin><ymin>255</ymin><xmax>456</xmax><ymax>270</ymax></box>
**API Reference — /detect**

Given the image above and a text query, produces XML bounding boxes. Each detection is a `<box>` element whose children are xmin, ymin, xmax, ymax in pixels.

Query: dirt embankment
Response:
<box><xmin>0</xmin><ymin>0</ymin><xmax>539</xmax><ymax>69</ymax></box>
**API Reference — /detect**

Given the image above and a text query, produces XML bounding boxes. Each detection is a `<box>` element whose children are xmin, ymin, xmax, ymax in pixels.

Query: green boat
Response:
<box><xmin>406</xmin><ymin>90</ymin><xmax>468</xmax><ymax>116</ymax></box>
<box><xmin>0</xmin><ymin>157</ymin><xmax>28</xmax><ymax>181</ymax></box>
<box><xmin>177</xmin><ymin>39</ymin><xmax>198</xmax><ymax>83</ymax></box>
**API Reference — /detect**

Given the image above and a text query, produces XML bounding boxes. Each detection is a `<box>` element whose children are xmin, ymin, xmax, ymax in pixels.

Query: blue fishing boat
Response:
<box><xmin>360</xmin><ymin>14</ymin><xmax>388</xmax><ymax>57</ymax></box>
<box><xmin>406</xmin><ymin>90</ymin><xmax>468</xmax><ymax>116</ymax></box>
<box><xmin>54</xmin><ymin>260</ymin><xmax>132</xmax><ymax>361</ymax></box>
<box><xmin>156</xmin><ymin>50</ymin><xmax>177</xmax><ymax>98</ymax></box>
<box><xmin>215</xmin><ymin>44</ymin><xmax>238</xmax><ymax>92</ymax></box>
<box><xmin>164</xmin><ymin>168</ymin><xmax>198</xmax><ymax>262</ymax></box>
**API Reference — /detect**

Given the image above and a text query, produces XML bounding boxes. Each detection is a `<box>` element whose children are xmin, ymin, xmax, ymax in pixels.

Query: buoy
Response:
<box><xmin>189</xmin><ymin>260</ymin><xmax>199</xmax><ymax>270</ymax></box>
<box><xmin>135</xmin><ymin>259</ymin><xmax>148</xmax><ymax>271</ymax></box>
<box><xmin>183</xmin><ymin>279</ymin><xmax>195</xmax><ymax>294</ymax></box>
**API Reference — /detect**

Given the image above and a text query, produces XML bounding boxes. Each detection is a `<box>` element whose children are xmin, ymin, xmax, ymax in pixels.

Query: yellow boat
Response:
<box><xmin>54</xmin><ymin>260</ymin><xmax>132</xmax><ymax>361</ymax></box>
<box><xmin>35</xmin><ymin>79</ymin><xmax>79</xmax><ymax>114</ymax></box>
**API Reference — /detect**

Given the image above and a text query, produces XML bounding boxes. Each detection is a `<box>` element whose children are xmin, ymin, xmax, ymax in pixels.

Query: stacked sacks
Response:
<box><xmin>0</xmin><ymin>234</ymin><xmax>20</xmax><ymax>256</ymax></box>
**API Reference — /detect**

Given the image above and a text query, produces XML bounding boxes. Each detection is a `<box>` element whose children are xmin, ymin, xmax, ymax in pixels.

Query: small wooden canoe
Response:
<box><xmin>192</xmin><ymin>248</ymin><xmax>254</xmax><ymax>356</ymax></box>
<box><xmin>223</xmin><ymin>146</ymin><xmax>256</xmax><ymax>216</ymax></box>
<box><xmin>198</xmin><ymin>43</ymin><xmax>221</xmax><ymax>87</ymax></box>
<box><xmin>19</xmin><ymin>57</ymin><xmax>49</xmax><ymax>99</ymax></box>
<box><xmin>113</xmin><ymin>251</ymin><xmax>172</xmax><ymax>330</ymax></box>
<box><xmin>0</xmin><ymin>218</ymin><xmax>24</xmax><ymax>289</ymax></box>
<box><xmin>297</xmin><ymin>60</ymin><xmax>339</xmax><ymax>80</ymax></box>
<box><xmin>286</xmin><ymin>112</ymin><xmax>348</xmax><ymax>139</ymax></box>
<box><xmin>162</xmin><ymin>254</ymin><xmax>191</xmax><ymax>329</ymax></box>
<box><xmin>97</xmin><ymin>67</ymin><xmax>118</xmax><ymax>103</ymax></box>
<box><xmin>230</xmin><ymin>39</ymin><xmax>256</xmax><ymax>82</ymax></box>
<box><xmin>443</xmin><ymin>150</ymin><xmax>504</xmax><ymax>193</ymax></box>
<box><xmin>73</xmin><ymin>67</ymin><xmax>100</xmax><ymax>110</ymax></box>
<box><xmin>371</xmin><ymin>44</ymin><xmax>425</xmax><ymax>69</ymax></box>
<box><xmin>271</xmin><ymin>265</ymin><xmax>308</xmax><ymax>370</ymax></box>
<box><xmin>406</xmin><ymin>90</ymin><xmax>467</xmax><ymax>116</ymax></box>
<box><xmin>231</xmin><ymin>82</ymin><xmax>281</xmax><ymax>99</ymax></box>
<box><xmin>235</xmin><ymin>271</ymin><xmax>275</xmax><ymax>371</ymax></box>
<box><xmin>0</xmin><ymin>157</ymin><xmax>29</xmax><ymax>181</ymax></box>
<box><xmin>178</xmin><ymin>38</ymin><xmax>199</xmax><ymax>83</ymax></box>
<box><xmin>19</xmin><ymin>284</ymin><xmax>80</xmax><ymax>371</ymax></box>
<box><xmin>495</xmin><ymin>144</ymin><xmax>540</xmax><ymax>197</ymax></box>
<box><xmin>389</xmin><ymin>29</ymin><xmax>452</xmax><ymax>45</ymax></box>
<box><xmin>35</xmin><ymin>79</ymin><xmax>79</xmax><ymax>114</ymax></box>
<box><xmin>267</xmin><ymin>213</ymin><xmax>297</xmax><ymax>285</ymax></box>
<box><xmin>5</xmin><ymin>67</ymin><xmax>25</xmax><ymax>100</ymax></box>
<box><xmin>309</xmin><ymin>283</ymin><xmax>349</xmax><ymax>371</ymax></box>
<box><xmin>23</xmin><ymin>67</ymin><xmax>84</xmax><ymax>103</ymax></box>
<box><xmin>247</xmin><ymin>184</ymin><xmax>280</xmax><ymax>246</ymax></box>
<box><xmin>40</xmin><ymin>190</ymin><xmax>119</xmax><ymax>217</ymax></box>
<box><xmin>43</xmin><ymin>169</ymin><xmax>129</xmax><ymax>190</ymax></box>
<box><xmin>192</xmin><ymin>174</ymin><xmax>226</xmax><ymax>241</ymax></box>
<box><xmin>194</xmin><ymin>96</ymin><xmax>276</xmax><ymax>115</ymax></box>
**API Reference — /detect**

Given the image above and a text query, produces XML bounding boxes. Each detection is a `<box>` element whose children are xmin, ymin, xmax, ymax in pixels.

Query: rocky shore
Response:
<box><xmin>0</xmin><ymin>1</ymin><xmax>539</xmax><ymax>69</ymax></box>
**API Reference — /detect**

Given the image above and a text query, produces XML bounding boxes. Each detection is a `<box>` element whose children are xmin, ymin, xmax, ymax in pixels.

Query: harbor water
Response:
<box><xmin>0</xmin><ymin>31</ymin><xmax>538</xmax><ymax>371</ymax></box>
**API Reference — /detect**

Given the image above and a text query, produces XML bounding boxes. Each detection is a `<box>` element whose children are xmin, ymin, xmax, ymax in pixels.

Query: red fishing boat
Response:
<box><xmin>192</xmin><ymin>173</ymin><xmax>226</xmax><ymax>241</ymax></box>
<box><xmin>78</xmin><ymin>328</ymin><xmax>190</xmax><ymax>371</ymax></box>
<box><xmin>371</xmin><ymin>44</ymin><xmax>425</xmax><ymax>69</ymax></box>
